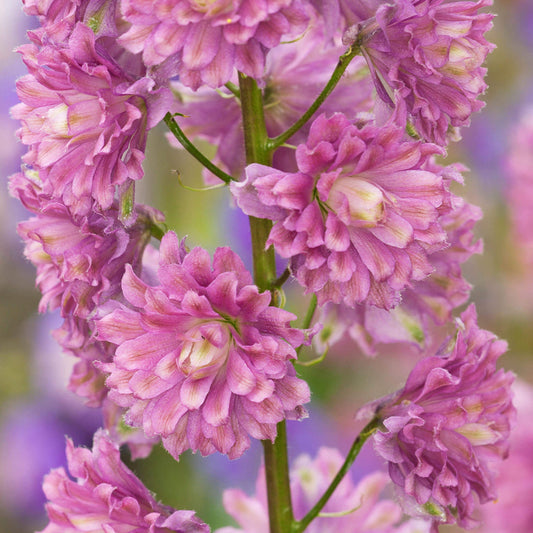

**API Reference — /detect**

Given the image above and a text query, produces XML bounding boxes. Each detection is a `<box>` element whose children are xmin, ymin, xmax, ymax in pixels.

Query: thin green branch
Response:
<box><xmin>262</xmin><ymin>422</ymin><xmax>294</xmax><ymax>533</ymax></box>
<box><xmin>301</xmin><ymin>293</ymin><xmax>318</xmax><ymax>330</ymax></box>
<box><xmin>318</xmin><ymin>501</ymin><xmax>362</xmax><ymax>518</ymax></box>
<box><xmin>292</xmin><ymin>418</ymin><xmax>379</xmax><ymax>533</ymax></box>
<box><xmin>267</xmin><ymin>45</ymin><xmax>361</xmax><ymax>150</ymax></box>
<box><xmin>296</xmin><ymin>345</ymin><xmax>328</xmax><ymax>367</ymax></box>
<box><xmin>296</xmin><ymin>294</ymin><xmax>318</xmax><ymax>359</ymax></box>
<box><xmin>163</xmin><ymin>112</ymin><xmax>236</xmax><ymax>184</ymax></box>
<box><xmin>225</xmin><ymin>81</ymin><xmax>240</xmax><ymax>98</ymax></box>
<box><xmin>270</xmin><ymin>267</ymin><xmax>291</xmax><ymax>291</ymax></box>
<box><xmin>174</xmin><ymin>170</ymin><xmax>226</xmax><ymax>192</ymax></box>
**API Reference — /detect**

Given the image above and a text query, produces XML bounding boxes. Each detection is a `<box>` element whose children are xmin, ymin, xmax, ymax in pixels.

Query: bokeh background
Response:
<box><xmin>1</xmin><ymin>1</ymin><xmax>532</xmax><ymax>532</ymax></box>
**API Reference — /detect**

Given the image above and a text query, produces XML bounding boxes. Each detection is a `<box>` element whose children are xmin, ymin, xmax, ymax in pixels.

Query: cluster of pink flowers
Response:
<box><xmin>10</xmin><ymin>0</ymin><xmax>515</xmax><ymax>532</ymax></box>
<box><xmin>97</xmin><ymin>231</ymin><xmax>311</xmax><ymax>459</ymax></box>
<box><xmin>12</xmin><ymin>0</ymin><xmax>171</xmax><ymax>453</ymax></box>
<box><xmin>13</xmin><ymin>23</ymin><xmax>169</xmax><ymax>215</ymax></box>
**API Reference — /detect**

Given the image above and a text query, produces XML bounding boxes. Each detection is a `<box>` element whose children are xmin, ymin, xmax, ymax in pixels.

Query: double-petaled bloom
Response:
<box><xmin>343</xmin><ymin>0</ymin><xmax>495</xmax><ymax>145</ymax></box>
<box><xmin>97</xmin><ymin>231</ymin><xmax>311</xmax><ymax>459</ymax></box>
<box><xmin>39</xmin><ymin>430</ymin><xmax>209</xmax><ymax>533</ymax></box>
<box><xmin>362</xmin><ymin>305</ymin><xmax>515</xmax><ymax>528</ymax></box>
<box><xmin>17</xmin><ymin>196</ymin><xmax>160</xmax><ymax>319</ymax></box>
<box><xmin>232</xmin><ymin>112</ymin><xmax>451</xmax><ymax>309</ymax></box>
<box><xmin>315</xmin><ymin>194</ymin><xmax>482</xmax><ymax>356</ymax></box>
<box><xmin>12</xmin><ymin>22</ymin><xmax>169</xmax><ymax>215</ymax></box>
<box><xmin>118</xmin><ymin>0</ymin><xmax>311</xmax><ymax>89</ymax></box>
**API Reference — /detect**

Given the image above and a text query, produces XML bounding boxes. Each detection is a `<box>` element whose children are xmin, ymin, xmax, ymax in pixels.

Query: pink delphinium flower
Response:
<box><xmin>216</xmin><ymin>447</ymin><xmax>431</xmax><ymax>533</ymax></box>
<box><xmin>12</xmin><ymin>23</ymin><xmax>169</xmax><ymax>214</ymax></box>
<box><xmin>18</xmin><ymin>200</ymin><xmax>160</xmax><ymax>319</ymax></box>
<box><xmin>118</xmin><ymin>0</ymin><xmax>311</xmax><ymax>89</ymax></box>
<box><xmin>315</xmin><ymin>194</ymin><xmax>482</xmax><ymax>356</ymax></box>
<box><xmin>96</xmin><ymin>231</ymin><xmax>311</xmax><ymax>460</ymax></box>
<box><xmin>171</xmin><ymin>18</ymin><xmax>373</xmax><ymax>180</ymax></box>
<box><xmin>343</xmin><ymin>0</ymin><xmax>495</xmax><ymax>145</ymax></box>
<box><xmin>39</xmin><ymin>429</ymin><xmax>209</xmax><ymax>533</ymax></box>
<box><xmin>362</xmin><ymin>305</ymin><xmax>515</xmax><ymax>528</ymax></box>
<box><xmin>232</xmin><ymin>112</ymin><xmax>450</xmax><ymax>309</ymax></box>
<box><xmin>480</xmin><ymin>380</ymin><xmax>533</xmax><ymax>533</ymax></box>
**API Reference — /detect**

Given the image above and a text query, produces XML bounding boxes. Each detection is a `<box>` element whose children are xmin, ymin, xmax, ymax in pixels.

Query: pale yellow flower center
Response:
<box><xmin>178</xmin><ymin>322</ymin><xmax>233</xmax><ymax>379</ymax></box>
<box><xmin>328</xmin><ymin>177</ymin><xmax>385</xmax><ymax>227</ymax></box>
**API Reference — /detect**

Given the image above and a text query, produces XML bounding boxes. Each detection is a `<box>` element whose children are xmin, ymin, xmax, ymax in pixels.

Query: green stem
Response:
<box><xmin>270</xmin><ymin>267</ymin><xmax>291</xmax><ymax>291</ymax></box>
<box><xmin>248</xmin><ymin>214</ymin><xmax>275</xmax><ymax>292</ymax></box>
<box><xmin>238</xmin><ymin>71</ymin><xmax>293</xmax><ymax>533</ymax></box>
<box><xmin>301</xmin><ymin>294</ymin><xmax>318</xmax><ymax>330</ymax></box>
<box><xmin>150</xmin><ymin>221</ymin><xmax>166</xmax><ymax>241</ymax></box>
<box><xmin>238</xmin><ymin>73</ymin><xmax>271</xmax><ymax>166</ymax></box>
<box><xmin>268</xmin><ymin>45</ymin><xmax>361</xmax><ymax>150</ymax></box>
<box><xmin>292</xmin><ymin>418</ymin><xmax>379</xmax><ymax>533</ymax></box>
<box><xmin>262</xmin><ymin>422</ymin><xmax>294</xmax><ymax>533</ymax></box>
<box><xmin>163</xmin><ymin>112</ymin><xmax>236</xmax><ymax>184</ymax></box>
<box><xmin>238</xmin><ymin>72</ymin><xmax>277</xmax><ymax>292</ymax></box>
